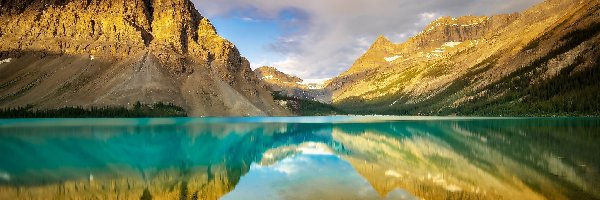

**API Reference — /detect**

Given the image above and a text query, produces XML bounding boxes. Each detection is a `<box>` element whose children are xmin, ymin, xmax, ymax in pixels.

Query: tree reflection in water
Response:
<box><xmin>0</xmin><ymin>117</ymin><xmax>598</xmax><ymax>200</ymax></box>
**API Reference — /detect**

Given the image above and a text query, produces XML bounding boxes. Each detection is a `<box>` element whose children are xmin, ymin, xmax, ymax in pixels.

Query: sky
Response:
<box><xmin>192</xmin><ymin>0</ymin><xmax>542</xmax><ymax>80</ymax></box>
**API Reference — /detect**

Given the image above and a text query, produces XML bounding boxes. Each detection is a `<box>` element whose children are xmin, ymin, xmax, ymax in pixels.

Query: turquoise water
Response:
<box><xmin>0</xmin><ymin>117</ymin><xmax>598</xmax><ymax>200</ymax></box>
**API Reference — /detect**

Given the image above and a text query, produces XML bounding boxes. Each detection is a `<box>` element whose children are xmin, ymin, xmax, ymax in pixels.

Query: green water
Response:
<box><xmin>0</xmin><ymin>117</ymin><xmax>598</xmax><ymax>200</ymax></box>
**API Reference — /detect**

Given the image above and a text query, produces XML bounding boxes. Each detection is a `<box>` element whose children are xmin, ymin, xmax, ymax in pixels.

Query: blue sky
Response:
<box><xmin>221</xmin><ymin>152</ymin><xmax>417</xmax><ymax>199</ymax></box>
<box><xmin>194</xmin><ymin>0</ymin><xmax>542</xmax><ymax>80</ymax></box>
<box><xmin>210</xmin><ymin>17</ymin><xmax>285</xmax><ymax>67</ymax></box>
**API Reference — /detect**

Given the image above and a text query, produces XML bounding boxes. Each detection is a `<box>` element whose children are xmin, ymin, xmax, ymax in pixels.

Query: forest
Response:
<box><xmin>0</xmin><ymin>102</ymin><xmax>187</xmax><ymax>118</ymax></box>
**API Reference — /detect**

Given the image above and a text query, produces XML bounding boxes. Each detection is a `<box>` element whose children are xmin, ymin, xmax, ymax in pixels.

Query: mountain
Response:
<box><xmin>254</xmin><ymin>66</ymin><xmax>304</xmax><ymax>93</ymax></box>
<box><xmin>253</xmin><ymin>66</ymin><xmax>330</xmax><ymax>102</ymax></box>
<box><xmin>327</xmin><ymin>0</ymin><xmax>600</xmax><ymax>116</ymax></box>
<box><xmin>0</xmin><ymin>0</ymin><xmax>289</xmax><ymax>116</ymax></box>
<box><xmin>254</xmin><ymin>66</ymin><xmax>343</xmax><ymax>115</ymax></box>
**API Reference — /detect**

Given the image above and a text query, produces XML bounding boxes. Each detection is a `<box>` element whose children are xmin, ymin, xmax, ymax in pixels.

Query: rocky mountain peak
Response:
<box><xmin>0</xmin><ymin>0</ymin><xmax>289</xmax><ymax>116</ymax></box>
<box><xmin>1</xmin><ymin>0</ymin><xmax>253</xmax><ymax>77</ymax></box>
<box><xmin>0</xmin><ymin>0</ymin><xmax>237</xmax><ymax>71</ymax></box>
<box><xmin>372</xmin><ymin>35</ymin><xmax>394</xmax><ymax>48</ymax></box>
<box><xmin>337</xmin><ymin>10</ymin><xmax>523</xmax><ymax>77</ymax></box>
<box><xmin>254</xmin><ymin>66</ymin><xmax>303</xmax><ymax>83</ymax></box>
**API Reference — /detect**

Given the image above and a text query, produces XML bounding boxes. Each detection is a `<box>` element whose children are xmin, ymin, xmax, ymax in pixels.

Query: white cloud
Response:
<box><xmin>193</xmin><ymin>0</ymin><xmax>542</xmax><ymax>79</ymax></box>
<box><xmin>420</xmin><ymin>12</ymin><xmax>440</xmax><ymax>21</ymax></box>
<box><xmin>272</xmin><ymin>56</ymin><xmax>301</xmax><ymax>71</ymax></box>
<box><xmin>415</xmin><ymin>12</ymin><xmax>441</xmax><ymax>27</ymax></box>
<box><xmin>241</xmin><ymin>17</ymin><xmax>259</xmax><ymax>22</ymax></box>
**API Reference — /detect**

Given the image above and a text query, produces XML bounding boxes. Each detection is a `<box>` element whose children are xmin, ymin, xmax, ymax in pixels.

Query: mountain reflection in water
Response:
<box><xmin>0</xmin><ymin>117</ymin><xmax>598</xmax><ymax>200</ymax></box>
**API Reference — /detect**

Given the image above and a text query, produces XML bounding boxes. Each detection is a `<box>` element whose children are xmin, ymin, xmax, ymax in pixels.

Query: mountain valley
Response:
<box><xmin>265</xmin><ymin>0</ymin><xmax>599</xmax><ymax>116</ymax></box>
<box><xmin>0</xmin><ymin>0</ymin><xmax>598</xmax><ymax>116</ymax></box>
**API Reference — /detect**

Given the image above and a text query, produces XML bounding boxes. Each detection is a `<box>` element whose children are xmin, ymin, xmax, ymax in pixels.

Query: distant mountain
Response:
<box><xmin>0</xmin><ymin>0</ymin><xmax>289</xmax><ymax>116</ymax></box>
<box><xmin>254</xmin><ymin>66</ymin><xmax>303</xmax><ymax>90</ymax></box>
<box><xmin>253</xmin><ymin>66</ymin><xmax>343</xmax><ymax>115</ymax></box>
<box><xmin>254</xmin><ymin>66</ymin><xmax>331</xmax><ymax>102</ymax></box>
<box><xmin>327</xmin><ymin>0</ymin><xmax>600</xmax><ymax>116</ymax></box>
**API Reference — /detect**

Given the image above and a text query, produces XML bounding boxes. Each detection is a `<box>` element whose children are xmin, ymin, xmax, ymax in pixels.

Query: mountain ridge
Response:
<box><xmin>326</xmin><ymin>0</ymin><xmax>599</xmax><ymax>116</ymax></box>
<box><xmin>0</xmin><ymin>0</ymin><xmax>290</xmax><ymax>116</ymax></box>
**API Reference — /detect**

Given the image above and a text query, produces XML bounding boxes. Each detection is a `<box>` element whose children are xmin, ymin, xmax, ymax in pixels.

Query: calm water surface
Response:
<box><xmin>0</xmin><ymin>116</ymin><xmax>598</xmax><ymax>200</ymax></box>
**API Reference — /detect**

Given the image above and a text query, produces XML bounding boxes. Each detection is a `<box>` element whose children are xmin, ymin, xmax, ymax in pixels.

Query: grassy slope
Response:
<box><xmin>335</xmin><ymin>15</ymin><xmax>600</xmax><ymax>117</ymax></box>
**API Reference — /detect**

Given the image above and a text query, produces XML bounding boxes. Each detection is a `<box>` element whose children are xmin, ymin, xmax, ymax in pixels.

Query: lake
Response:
<box><xmin>0</xmin><ymin>116</ymin><xmax>598</xmax><ymax>200</ymax></box>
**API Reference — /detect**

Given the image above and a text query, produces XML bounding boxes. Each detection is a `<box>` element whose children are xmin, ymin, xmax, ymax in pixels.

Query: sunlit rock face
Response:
<box><xmin>412</xmin><ymin>15</ymin><xmax>518</xmax><ymax>49</ymax></box>
<box><xmin>0</xmin><ymin>0</ymin><xmax>152</xmax><ymax>57</ymax></box>
<box><xmin>0</xmin><ymin>0</ymin><xmax>289</xmax><ymax>116</ymax></box>
<box><xmin>328</xmin><ymin>0</ymin><xmax>600</xmax><ymax>115</ymax></box>
<box><xmin>334</xmin><ymin>15</ymin><xmax>516</xmax><ymax>78</ymax></box>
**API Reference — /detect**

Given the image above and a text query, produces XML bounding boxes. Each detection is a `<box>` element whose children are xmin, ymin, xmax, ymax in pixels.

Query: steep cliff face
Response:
<box><xmin>330</xmin><ymin>0</ymin><xmax>600</xmax><ymax>116</ymax></box>
<box><xmin>0</xmin><ymin>0</ymin><xmax>289</xmax><ymax>116</ymax></box>
<box><xmin>411</xmin><ymin>15</ymin><xmax>519</xmax><ymax>48</ymax></box>
<box><xmin>0</xmin><ymin>0</ymin><xmax>151</xmax><ymax>56</ymax></box>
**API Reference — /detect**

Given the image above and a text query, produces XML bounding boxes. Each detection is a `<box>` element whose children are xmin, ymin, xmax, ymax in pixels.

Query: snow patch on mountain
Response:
<box><xmin>301</xmin><ymin>78</ymin><xmax>329</xmax><ymax>85</ymax></box>
<box><xmin>0</xmin><ymin>58</ymin><xmax>12</xmax><ymax>65</ymax></box>
<box><xmin>384</xmin><ymin>55</ymin><xmax>401</xmax><ymax>62</ymax></box>
<box><xmin>442</xmin><ymin>42</ymin><xmax>462</xmax><ymax>48</ymax></box>
<box><xmin>300</xmin><ymin>78</ymin><xmax>330</xmax><ymax>89</ymax></box>
<box><xmin>262</xmin><ymin>75</ymin><xmax>274</xmax><ymax>80</ymax></box>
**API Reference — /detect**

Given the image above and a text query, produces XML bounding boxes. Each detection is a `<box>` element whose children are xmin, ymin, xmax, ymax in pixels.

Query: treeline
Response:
<box><xmin>456</xmin><ymin>57</ymin><xmax>600</xmax><ymax>117</ymax></box>
<box><xmin>346</xmin><ymin>59</ymin><xmax>600</xmax><ymax>117</ymax></box>
<box><xmin>0</xmin><ymin>102</ymin><xmax>187</xmax><ymax>118</ymax></box>
<box><xmin>272</xmin><ymin>92</ymin><xmax>347</xmax><ymax>116</ymax></box>
<box><xmin>453</xmin><ymin>25</ymin><xmax>600</xmax><ymax>117</ymax></box>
